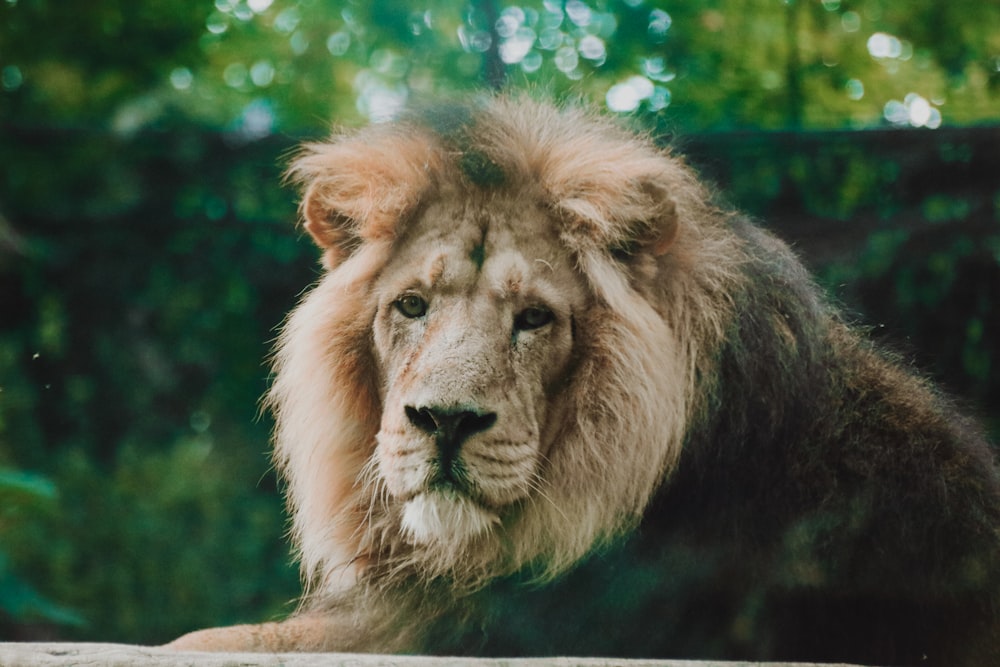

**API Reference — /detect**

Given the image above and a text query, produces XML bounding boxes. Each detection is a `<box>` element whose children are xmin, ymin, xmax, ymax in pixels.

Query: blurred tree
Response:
<box><xmin>2</xmin><ymin>1</ymin><xmax>998</xmax><ymax>133</ymax></box>
<box><xmin>0</xmin><ymin>0</ymin><xmax>211</xmax><ymax>126</ymax></box>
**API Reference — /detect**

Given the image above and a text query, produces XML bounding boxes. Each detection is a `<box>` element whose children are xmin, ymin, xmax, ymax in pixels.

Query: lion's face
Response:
<box><xmin>370</xmin><ymin>194</ymin><xmax>587</xmax><ymax>545</ymax></box>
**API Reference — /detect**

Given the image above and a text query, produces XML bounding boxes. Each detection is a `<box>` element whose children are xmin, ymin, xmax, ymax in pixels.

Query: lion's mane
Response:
<box><xmin>262</xmin><ymin>96</ymin><xmax>1000</xmax><ymax>664</ymax></box>
<box><xmin>271</xmin><ymin>98</ymin><xmax>735</xmax><ymax>589</ymax></box>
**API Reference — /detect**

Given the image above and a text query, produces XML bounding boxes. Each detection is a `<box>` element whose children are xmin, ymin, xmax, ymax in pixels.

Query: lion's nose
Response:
<box><xmin>405</xmin><ymin>405</ymin><xmax>497</xmax><ymax>461</ymax></box>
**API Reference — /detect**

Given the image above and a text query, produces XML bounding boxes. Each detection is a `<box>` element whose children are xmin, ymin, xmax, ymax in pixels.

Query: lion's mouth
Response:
<box><xmin>400</xmin><ymin>491</ymin><xmax>500</xmax><ymax>546</ymax></box>
<box><xmin>379</xmin><ymin>408</ymin><xmax>534</xmax><ymax>546</ymax></box>
<box><xmin>427</xmin><ymin>456</ymin><xmax>476</xmax><ymax>494</ymax></box>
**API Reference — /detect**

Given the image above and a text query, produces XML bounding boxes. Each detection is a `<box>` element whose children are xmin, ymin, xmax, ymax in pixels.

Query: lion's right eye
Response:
<box><xmin>394</xmin><ymin>294</ymin><xmax>428</xmax><ymax>318</ymax></box>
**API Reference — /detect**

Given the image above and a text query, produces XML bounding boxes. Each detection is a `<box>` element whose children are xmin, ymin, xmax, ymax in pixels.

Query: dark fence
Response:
<box><xmin>684</xmin><ymin>127</ymin><xmax>1000</xmax><ymax>416</ymax></box>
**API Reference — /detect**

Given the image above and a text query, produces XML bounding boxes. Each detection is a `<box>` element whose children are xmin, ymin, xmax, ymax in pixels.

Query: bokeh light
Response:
<box><xmin>883</xmin><ymin>92</ymin><xmax>942</xmax><ymax>128</ymax></box>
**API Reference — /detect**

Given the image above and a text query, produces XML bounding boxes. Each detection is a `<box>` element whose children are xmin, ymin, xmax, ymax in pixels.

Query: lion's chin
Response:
<box><xmin>400</xmin><ymin>492</ymin><xmax>500</xmax><ymax>546</ymax></box>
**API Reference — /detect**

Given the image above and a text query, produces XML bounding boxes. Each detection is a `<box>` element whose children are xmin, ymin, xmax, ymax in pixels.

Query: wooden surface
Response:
<box><xmin>0</xmin><ymin>643</ymin><xmax>863</xmax><ymax>667</ymax></box>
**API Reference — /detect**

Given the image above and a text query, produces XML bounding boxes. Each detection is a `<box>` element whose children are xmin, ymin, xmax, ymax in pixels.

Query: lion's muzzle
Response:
<box><xmin>393</xmin><ymin>404</ymin><xmax>507</xmax><ymax>545</ymax></box>
<box><xmin>405</xmin><ymin>404</ymin><xmax>497</xmax><ymax>482</ymax></box>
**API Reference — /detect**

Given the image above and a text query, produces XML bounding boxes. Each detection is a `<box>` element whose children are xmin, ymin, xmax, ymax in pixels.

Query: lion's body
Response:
<box><xmin>170</xmin><ymin>97</ymin><xmax>1000</xmax><ymax>665</ymax></box>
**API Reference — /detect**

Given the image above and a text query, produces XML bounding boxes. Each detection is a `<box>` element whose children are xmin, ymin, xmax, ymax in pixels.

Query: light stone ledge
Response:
<box><xmin>0</xmin><ymin>643</ymin><xmax>864</xmax><ymax>667</ymax></box>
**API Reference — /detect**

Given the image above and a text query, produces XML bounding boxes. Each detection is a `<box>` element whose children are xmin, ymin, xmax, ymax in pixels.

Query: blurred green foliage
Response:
<box><xmin>0</xmin><ymin>469</ymin><xmax>83</xmax><ymax>630</ymax></box>
<box><xmin>0</xmin><ymin>128</ymin><xmax>307</xmax><ymax>642</ymax></box>
<box><xmin>0</xmin><ymin>0</ymin><xmax>997</xmax><ymax>647</ymax></box>
<box><xmin>2</xmin><ymin>0</ymin><xmax>999</xmax><ymax>131</ymax></box>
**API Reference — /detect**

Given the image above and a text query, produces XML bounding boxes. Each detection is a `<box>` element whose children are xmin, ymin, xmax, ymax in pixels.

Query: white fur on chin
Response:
<box><xmin>401</xmin><ymin>492</ymin><xmax>500</xmax><ymax>545</ymax></box>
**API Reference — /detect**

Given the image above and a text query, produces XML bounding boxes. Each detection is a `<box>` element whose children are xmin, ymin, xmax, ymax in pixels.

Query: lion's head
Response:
<box><xmin>269</xmin><ymin>97</ymin><xmax>739</xmax><ymax>594</ymax></box>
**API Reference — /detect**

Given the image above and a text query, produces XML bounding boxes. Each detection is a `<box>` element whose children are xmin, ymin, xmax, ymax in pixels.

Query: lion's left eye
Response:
<box><xmin>395</xmin><ymin>294</ymin><xmax>428</xmax><ymax>318</ymax></box>
<box><xmin>514</xmin><ymin>306</ymin><xmax>554</xmax><ymax>331</ymax></box>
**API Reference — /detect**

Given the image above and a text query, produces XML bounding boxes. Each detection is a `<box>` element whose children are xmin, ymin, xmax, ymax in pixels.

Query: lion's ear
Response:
<box><xmin>298</xmin><ymin>179</ymin><xmax>363</xmax><ymax>257</ymax></box>
<box><xmin>553</xmin><ymin>170</ymin><xmax>680</xmax><ymax>259</ymax></box>
<box><xmin>536</xmin><ymin>129</ymin><xmax>685</xmax><ymax>258</ymax></box>
<box><xmin>626</xmin><ymin>177</ymin><xmax>680</xmax><ymax>257</ymax></box>
<box><xmin>288</xmin><ymin>133</ymin><xmax>438</xmax><ymax>268</ymax></box>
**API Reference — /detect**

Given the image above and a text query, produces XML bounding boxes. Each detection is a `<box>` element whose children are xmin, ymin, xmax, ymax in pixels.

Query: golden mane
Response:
<box><xmin>272</xmin><ymin>97</ymin><xmax>741</xmax><ymax>591</ymax></box>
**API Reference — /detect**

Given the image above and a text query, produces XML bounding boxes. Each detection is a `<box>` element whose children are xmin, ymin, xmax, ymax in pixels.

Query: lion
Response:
<box><xmin>169</xmin><ymin>96</ymin><xmax>1000</xmax><ymax>665</ymax></box>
